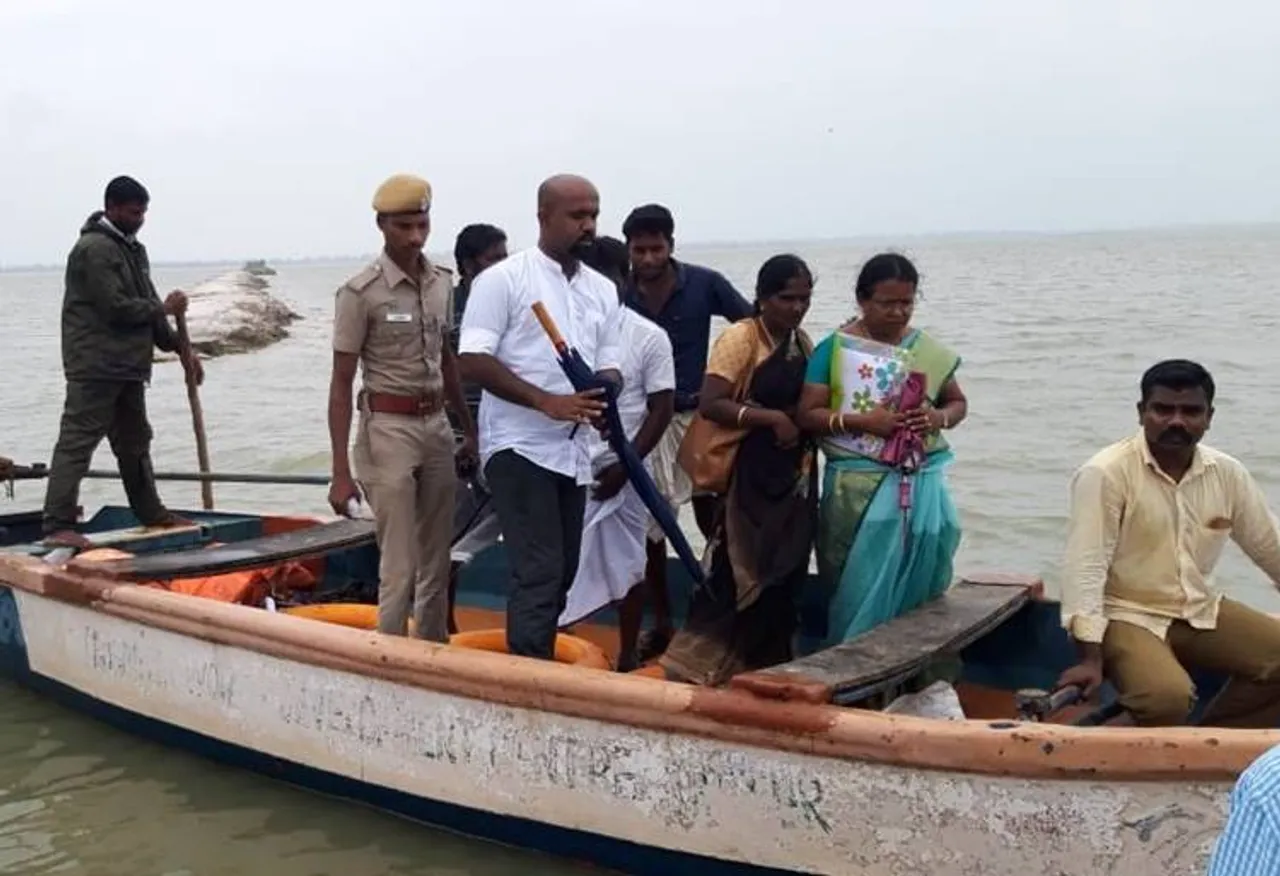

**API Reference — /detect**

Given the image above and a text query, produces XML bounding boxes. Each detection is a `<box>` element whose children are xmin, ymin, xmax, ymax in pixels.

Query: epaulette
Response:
<box><xmin>344</xmin><ymin>261</ymin><xmax>383</xmax><ymax>294</ymax></box>
<box><xmin>432</xmin><ymin>263</ymin><xmax>454</xmax><ymax>280</ymax></box>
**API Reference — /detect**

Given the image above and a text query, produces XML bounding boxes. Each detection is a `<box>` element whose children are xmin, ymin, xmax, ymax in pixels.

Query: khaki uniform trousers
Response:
<box><xmin>1103</xmin><ymin>597</ymin><xmax>1280</xmax><ymax>727</ymax></box>
<box><xmin>354</xmin><ymin>408</ymin><xmax>456</xmax><ymax>641</ymax></box>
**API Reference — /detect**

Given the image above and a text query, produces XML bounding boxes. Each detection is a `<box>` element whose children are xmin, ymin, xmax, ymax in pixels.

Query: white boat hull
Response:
<box><xmin>0</xmin><ymin>583</ymin><xmax>1237</xmax><ymax>875</ymax></box>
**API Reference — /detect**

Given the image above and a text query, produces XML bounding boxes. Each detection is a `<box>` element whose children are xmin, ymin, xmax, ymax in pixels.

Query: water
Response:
<box><xmin>3</xmin><ymin>225</ymin><xmax>1280</xmax><ymax>872</ymax></box>
<box><xmin>0</xmin><ymin>682</ymin><xmax>587</xmax><ymax>875</ymax></box>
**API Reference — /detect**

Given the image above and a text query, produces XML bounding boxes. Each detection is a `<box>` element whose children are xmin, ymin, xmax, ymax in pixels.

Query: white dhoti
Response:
<box><xmin>646</xmin><ymin>410</ymin><xmax>695</xmax><ymax>542</ymax></box>
<box><xmin>559</xmin><ymin>480</ymin><xmax>652</xmax><ymax>627</ymax></box>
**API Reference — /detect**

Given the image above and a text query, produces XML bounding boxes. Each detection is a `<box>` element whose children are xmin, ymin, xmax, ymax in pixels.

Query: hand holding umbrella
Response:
<box><xmin>529</xmin><ymin>304</ymin><xmax>614</xmax><ymax>437</ymax></box>
<box><xmin>539</xmin><ymin>386</ymin><xmax>609</xmax><ymax>431</ymax></box>
<box><xmin>531</xmin><ymin>302</ymin><xmax>705</xmax><ymax>583</ymax></box>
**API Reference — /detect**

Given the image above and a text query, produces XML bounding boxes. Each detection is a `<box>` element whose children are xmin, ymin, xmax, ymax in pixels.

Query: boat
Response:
<box><xmin>0</xmin><ymin>503</ymin><xmax>1269</xmax><ymax>875</ymax></box>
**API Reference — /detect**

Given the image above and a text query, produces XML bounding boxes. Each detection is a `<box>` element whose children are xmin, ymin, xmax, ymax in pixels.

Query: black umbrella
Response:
<box><xmin>531</xmin><ymin>302</ymin><xmax>704</xmax><ymax>583</ymax></box>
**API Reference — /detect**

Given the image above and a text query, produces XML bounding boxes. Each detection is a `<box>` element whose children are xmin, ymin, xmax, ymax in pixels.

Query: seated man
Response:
<box><xmin>557</xmin><ymin>237</ymin><xmax>675</xmax><ymax>670</ymax></box>
<box><xmin>1058</xmin><ymin>359</ymin><xmax>1280</xmax><ymax>727</ymax></box>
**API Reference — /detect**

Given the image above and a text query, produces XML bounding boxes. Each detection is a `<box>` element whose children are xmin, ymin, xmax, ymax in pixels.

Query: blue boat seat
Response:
<box><xmin>72</xmin><ymin>519</ymin><xmax>375</xmax><ymax>581</ymax></box>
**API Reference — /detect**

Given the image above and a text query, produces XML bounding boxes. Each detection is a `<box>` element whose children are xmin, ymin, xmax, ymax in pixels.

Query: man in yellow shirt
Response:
<box><xmin>1058</xmin><ymin>359</ymin><xmax>1280</xmax><ymax>727</ymax></box>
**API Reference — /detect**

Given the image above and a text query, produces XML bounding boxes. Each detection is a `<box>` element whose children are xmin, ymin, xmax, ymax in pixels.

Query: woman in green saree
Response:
<box><xmin>795</xmin><ymin>253</ymin><xmax>968</xmax><ymax>649</ymax></box>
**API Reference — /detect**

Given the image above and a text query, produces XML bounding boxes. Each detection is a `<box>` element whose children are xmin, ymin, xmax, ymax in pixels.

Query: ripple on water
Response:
<box><xmin>0</xmin><ymin>681</ymin><xmax>596</xmax><ymax>875</ymax></box>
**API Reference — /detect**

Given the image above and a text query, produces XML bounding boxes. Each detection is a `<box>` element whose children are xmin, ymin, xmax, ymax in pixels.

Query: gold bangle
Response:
<box><xmin>737</xmin><ymin>405</ymin><xmax>748</xmax><ymax>427</ymax></box>
<box><xmin>828</xmin><ymin>412</ymin><xmax>841</xmax><ymax>435</ymax></box>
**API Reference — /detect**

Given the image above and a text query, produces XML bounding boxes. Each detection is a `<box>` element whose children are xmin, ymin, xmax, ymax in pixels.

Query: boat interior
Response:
<box><xmin>0</xmin><ymin>505</ymin><xmax>1235</xmax><ymax>728</ymax></box>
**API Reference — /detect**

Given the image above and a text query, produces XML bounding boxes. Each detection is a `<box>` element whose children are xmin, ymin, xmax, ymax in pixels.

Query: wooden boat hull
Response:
<box><xmin>0</xmin><ymin>508</ymin><xmax>1273</xmax><ymax>875</ymax></box>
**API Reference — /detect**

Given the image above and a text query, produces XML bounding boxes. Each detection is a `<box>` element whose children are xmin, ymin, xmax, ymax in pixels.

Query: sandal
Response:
<box><xmin>146</xmin><ymin>512</ymin><xmax>196</xmax><ymax>530</ymax></box>
<box><xmin>635</xmin><ymin>627</ymin><xmax>673</xmax><ymax>663</ymax></box>
<box><xmin>615</xmin><ymin>650</ymin><xmax>641</xmax><ymax>673</ymax></box>
<box><xmin>42</xmin><ymin>530</ymin><xmax>93</xmax><ymax>550</ymax></box>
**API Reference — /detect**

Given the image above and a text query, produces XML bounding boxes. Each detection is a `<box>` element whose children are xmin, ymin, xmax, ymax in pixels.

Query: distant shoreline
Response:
<box><xmin>0</xmin><ymin>255</ymin><xmax>376</xmax><ymax>274</ymax></box>
<box><xmin>4</xmin><ymin>219</ymin><xmax>1278</xmax><ymax>274</ymax></box>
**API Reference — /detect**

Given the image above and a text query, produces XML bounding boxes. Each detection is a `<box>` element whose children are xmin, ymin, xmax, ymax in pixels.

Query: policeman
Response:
<box><xmin>327</xmin><ymin>174</ymin><xmax>478</xmax><ymax>641</ymax></box>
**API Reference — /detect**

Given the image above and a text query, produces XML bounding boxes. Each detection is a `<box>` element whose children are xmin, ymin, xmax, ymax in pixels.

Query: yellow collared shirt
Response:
<box><xmin>1061</xmin><ymin>431</ymin><xmax>1280</xmax><ymax>643</ymax></box>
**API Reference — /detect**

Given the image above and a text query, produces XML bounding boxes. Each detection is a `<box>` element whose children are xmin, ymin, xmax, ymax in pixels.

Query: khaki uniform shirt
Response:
<box><xmin>333</xmin><ymin>253</ymin><xmax>452</xmax><ymax>397</ymax></box>
<box><xmin>1061</xmin><ymin>431</ymin><xmax>1280</xmax><ymax>643</ymax></box>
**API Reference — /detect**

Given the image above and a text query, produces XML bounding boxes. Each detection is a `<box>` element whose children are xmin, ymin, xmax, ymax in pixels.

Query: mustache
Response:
<box><xmin>1158</xmin><ymin>426</ymin><xmax>1193</xmax><ymax>442</ymax></box>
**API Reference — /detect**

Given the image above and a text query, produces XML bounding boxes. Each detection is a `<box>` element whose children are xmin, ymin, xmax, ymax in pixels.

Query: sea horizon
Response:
<box><xmin>3</xmin><ymin>217</ymin><xmax>1277</xmax><ymax>274</ymax></box>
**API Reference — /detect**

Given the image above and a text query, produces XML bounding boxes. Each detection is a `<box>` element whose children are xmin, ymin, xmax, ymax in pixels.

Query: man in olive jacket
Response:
<box><xmin>43</xmin><ymin>176</ymin><xmax>203</xmax><ymax>547</ymax></box>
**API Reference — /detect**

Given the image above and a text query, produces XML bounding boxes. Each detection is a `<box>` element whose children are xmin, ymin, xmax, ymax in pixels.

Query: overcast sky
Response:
<box><xmin>2</xmin><ymin>0</ymin><xmax>1277</xmax><ymax>265</ymax></box>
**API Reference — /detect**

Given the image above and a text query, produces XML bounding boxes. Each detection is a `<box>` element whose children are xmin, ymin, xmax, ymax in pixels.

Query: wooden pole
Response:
<box><xmin>174</xmin><ymin>312</ymin><xmax>214</xmax><ymax>510</ymax></box>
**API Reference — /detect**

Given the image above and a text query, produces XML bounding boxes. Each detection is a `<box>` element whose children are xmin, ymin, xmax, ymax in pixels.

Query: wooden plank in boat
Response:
<box><xmin>5</xmin><ymin>523</ymin><xmax>208</xmax><ymax>557</ymax></box>
<box><xmin>78</xmin><ymin>519</ymin><xmax>375</xmax><ymax>581</ymax></box>
<box><xmin>730</xmin><ymin>575</ymin><xmax>1039</xmax><ymax>705</ymax></box>
<box><xmin>76</xmin><ymin>524</ymin><xmax>205</xmax><ymax>548</ymax></box>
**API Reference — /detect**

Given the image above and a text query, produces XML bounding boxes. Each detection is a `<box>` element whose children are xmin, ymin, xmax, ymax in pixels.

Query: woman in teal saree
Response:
<box><xmin>795</xmin><ymin>253</ymin><xmax>968</xmax><ymax>649</ymax></box>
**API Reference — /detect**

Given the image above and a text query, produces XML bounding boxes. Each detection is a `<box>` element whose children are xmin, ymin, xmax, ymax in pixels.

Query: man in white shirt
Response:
<box><xmin>557</xmin><ymin>237</ymin><xmax>675</xmax><ymax>670</ymax></box>
<box><xmin>458</xmin><ymin>175</ymin><xmax>626</xmax><ymax>660</ymax></box>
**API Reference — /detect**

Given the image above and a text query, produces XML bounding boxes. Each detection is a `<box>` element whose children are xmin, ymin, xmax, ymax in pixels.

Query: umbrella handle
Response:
<box><xmin>531</xmin><ymin>302</ymin><xmax>569</xmax><ymax>354</ymax></box>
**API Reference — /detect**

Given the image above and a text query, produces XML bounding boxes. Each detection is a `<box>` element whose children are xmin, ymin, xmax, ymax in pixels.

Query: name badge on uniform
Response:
<box><xmin>385</xmin><ymin>312</ymin><xmax>413</xmax><ymax>324</ymax></box>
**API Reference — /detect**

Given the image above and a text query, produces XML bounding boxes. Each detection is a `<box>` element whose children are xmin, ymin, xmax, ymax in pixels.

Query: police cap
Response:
<box><xmin>372</xmin><ymin>174</ymin><xmax>432</xmax><ymax>215</ymax></box>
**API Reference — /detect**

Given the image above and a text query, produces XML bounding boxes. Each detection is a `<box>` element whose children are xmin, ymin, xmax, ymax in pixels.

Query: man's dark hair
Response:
<box><xmin>583</xmin><ymin>236</ymin><xmax>629</xmax><ymax>279</ymax></box>
<box><xmin>621</xmin><ymin>203</ymin><xmax>675</xmax><ymax>243</ymax></box>
<box><xmin>104</xmin><ymin>176</ymin><xmax>149</xmax><ymax>208</ymax></box>
<box><xmin>1140</xmin><ymin>359</ymin><xmax>1216</xmax><ymax>405</ymax></box>
<box><xmin>453</xmin><ymin>223</ymin><xmax>507</xmax><ymax>274</ymax></box>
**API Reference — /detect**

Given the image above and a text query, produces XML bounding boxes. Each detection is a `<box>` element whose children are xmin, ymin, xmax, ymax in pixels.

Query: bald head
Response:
<box><xmin>536</xmin><ymin>174</ymin><xmax>600</xmax><ymax>264</ymax></box>
<box><xmin>537</xmin><ymin>174</ymin><xmax>597</xmax><ymax>211</ymax></box>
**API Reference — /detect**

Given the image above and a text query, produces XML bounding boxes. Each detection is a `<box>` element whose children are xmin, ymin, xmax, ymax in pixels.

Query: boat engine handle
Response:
<box><xmin>1014</xmin><ymin>685</ymin><xmax>1083</xmax><ymax>722</ymax></box>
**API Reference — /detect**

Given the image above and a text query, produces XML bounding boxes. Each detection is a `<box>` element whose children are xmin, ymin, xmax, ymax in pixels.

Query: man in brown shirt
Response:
<box><xmin>327</xmin><ymin>174</ymin><xmax>477</xmax><ymax>641</ymax></box>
